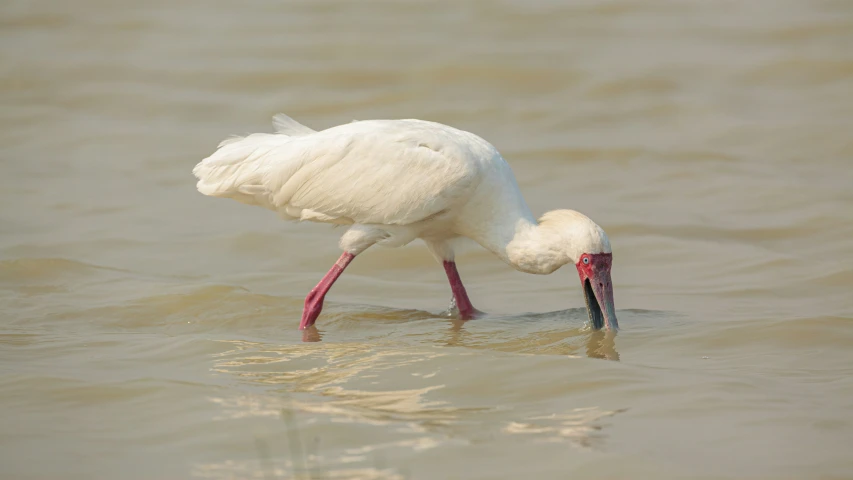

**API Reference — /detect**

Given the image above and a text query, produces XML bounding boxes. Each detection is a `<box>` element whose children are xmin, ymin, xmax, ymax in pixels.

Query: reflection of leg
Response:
<box><xmin>299</xmin><ymin>252</ymin><xmax>355</xmax><ymax>330</ymax></box>
<box><xmin>442</xmin><ymin>261</ymin><xmax>481</xmax><ymax>320</ymax></box>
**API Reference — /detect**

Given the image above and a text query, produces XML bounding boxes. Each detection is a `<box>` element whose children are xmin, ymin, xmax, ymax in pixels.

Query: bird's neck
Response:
<box><xmin>503</xmin><ymin>217</ymin><xmax>573</xmax><ymax>274</ymax></box>
<box><xmin>468</xmin><ymin>209</ymin><xmax>575</xmax><ymax>275</ymax></box>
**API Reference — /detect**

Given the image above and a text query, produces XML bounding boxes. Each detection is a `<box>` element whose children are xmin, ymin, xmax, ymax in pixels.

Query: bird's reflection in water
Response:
<box><xmin>585</xmin><ymin>330</ymin><xmax>620</xmax><ymax>361</ymax></box>
<box><xmin>300</xmin><ymin>307</ymin><xmax>620</xmax><ymax>361</ymax></box>
<box><xmin>442</xmin><ymin>309</ymin><xmax>621</xmax><ymax>361</ymax></box>
<box><xmin>443</xmin><ymin>318</ymin><xmax>470</xmax><ymax>345</ymax></box>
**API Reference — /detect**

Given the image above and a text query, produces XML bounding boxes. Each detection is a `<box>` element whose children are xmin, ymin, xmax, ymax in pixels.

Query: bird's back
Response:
<box><xmin>194</xmin><ymin>115</ymin><xmax>511</xmax><ymax>227</ymax></box>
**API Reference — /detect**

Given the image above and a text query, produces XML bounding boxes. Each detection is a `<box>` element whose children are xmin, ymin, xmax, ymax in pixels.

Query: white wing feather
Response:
<box><xmin>193</xmin><ymin>115</ymin><xmax>489</xmax><ymax>226</ymax></box>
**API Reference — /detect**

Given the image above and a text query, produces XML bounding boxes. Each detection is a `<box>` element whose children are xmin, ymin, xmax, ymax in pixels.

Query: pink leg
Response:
<box><xmin>300</xmin><ymin>252</ymin><xmax>355</xmax><ymax>330</ymax></box>
<box><xmin>442</xmin><ymin>261</ymin><xmax>482</xmax><ymax>320</ymax></box>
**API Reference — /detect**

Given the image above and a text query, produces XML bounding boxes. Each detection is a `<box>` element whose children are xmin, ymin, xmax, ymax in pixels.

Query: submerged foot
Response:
<box><xmin>445</xmin><ymin>297</ymin><xmax>485</xmax><ymax>320</ymax></box>
<box><xmin>301</xmin><ymin>325</ymin><xmax>322</xmax><ymax>342</ymax></box>
<box><xmin>458</xmin><ymin>308</ymin><xmax>486</xmax><ymax>320</ymax></box>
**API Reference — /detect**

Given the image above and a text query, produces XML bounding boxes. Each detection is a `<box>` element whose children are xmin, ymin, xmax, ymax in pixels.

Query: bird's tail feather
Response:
<box><xmin>192</xmin><ymin>113</ymin><xmax>315</xmax><ymax>208</ymax></box>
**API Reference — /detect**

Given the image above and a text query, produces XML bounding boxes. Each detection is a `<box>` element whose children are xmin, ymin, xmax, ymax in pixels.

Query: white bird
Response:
<box><xmin>193</xmin><ymin>114</ymin><xmax>618</xmax><ymax>331</ymax></box>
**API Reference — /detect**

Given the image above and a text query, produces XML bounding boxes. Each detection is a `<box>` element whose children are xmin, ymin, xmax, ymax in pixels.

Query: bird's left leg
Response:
<box><xmin>300</xmin><ymin>252</ymin><xmax>356</xmax><ymax>330</ymax></box>
<box><xmin>300</xmin><ymin>225</ymin><xmax>384</xmax><ymax>330</ymax></box>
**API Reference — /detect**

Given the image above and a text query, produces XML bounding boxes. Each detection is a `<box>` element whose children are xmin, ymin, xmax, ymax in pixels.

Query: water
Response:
<box><xmin>2</xmin><ymin>0</ymin><xmax>852</xmax><ymax>478</ymax></box>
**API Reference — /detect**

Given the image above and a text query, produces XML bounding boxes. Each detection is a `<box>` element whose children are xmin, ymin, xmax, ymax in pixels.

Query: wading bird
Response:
<box><xmin>193</xmin><ymin>114</ymin><xmax>618</xmax><ymax>331</ymax></box>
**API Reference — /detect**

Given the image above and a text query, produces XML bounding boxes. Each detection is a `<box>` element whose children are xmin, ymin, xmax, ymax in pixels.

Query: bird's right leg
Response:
<box><xmin>425</xmin><ymin>240</ymin><xmax>483</xmax><ymax>320</ymax></box>
<box><xmin>442</xmin><ymin>260</ymin><xmax>482</xmax><ymax>320</ymax></box>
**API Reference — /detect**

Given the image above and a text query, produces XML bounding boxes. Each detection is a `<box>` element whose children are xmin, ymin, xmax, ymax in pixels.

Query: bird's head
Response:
<box><xmin>540</xmin><ymin>210</ymin><xmax>618</xmax><ymax>331</ymax></box>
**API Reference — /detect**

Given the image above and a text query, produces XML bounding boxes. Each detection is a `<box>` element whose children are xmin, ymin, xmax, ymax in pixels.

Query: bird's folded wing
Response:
<box><xmin>262</xmin><ymin>124</ymin><xmax>482</xmax><ymax>226</ymax></box>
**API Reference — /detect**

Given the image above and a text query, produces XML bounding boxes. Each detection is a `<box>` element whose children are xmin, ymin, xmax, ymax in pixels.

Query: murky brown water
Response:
<box><xmin>2</xmin><ymin>0</ymin><xmax>853</xmax><ymax>478</ymax></box>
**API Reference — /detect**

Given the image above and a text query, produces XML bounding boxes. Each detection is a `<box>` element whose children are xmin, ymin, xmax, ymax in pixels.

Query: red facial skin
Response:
<box><xmin>576</xmin><ymin>253</ymin><xmax>612</xmax><ymax>284</ymax></box>
<box><xmin>575</xmin><ymin>253</ymin><xmax>618</xmax><ymax>330</ymax></box>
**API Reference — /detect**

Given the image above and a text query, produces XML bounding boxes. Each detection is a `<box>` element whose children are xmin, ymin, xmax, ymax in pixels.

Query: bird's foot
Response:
<box><xmin>301</xmin><ymin>325</ymin><xmax>322</xmax><ymax>342</ymax></box>
<box><xmin>458</xmin><ymin>307</ymin><xmax>486</xmax><ymax>320</ymax></box>
<box><xmin>444</xmin><ymin>298</ymin><xmax>485</xmax><ymax>320</ymax></box>
<box><xmin>299</xmin><ymin>289</ymin><xmax>325</xmax><ymax>330</ymax></box>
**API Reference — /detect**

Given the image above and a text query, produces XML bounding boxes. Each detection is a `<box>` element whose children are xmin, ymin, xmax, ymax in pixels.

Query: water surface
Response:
<box><xmin>2</xmin><ymin>0</ymin><xmax>853</xmax><ymax>478</ymax></box>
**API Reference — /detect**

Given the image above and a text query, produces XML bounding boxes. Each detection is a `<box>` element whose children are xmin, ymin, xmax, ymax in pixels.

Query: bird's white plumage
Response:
<box><xmin>195</xmin><ymin>115</ymin><xmax>492</xmax><ymax>225</ymax></box>
<box><xmin>194</xmin><ymin>114</ymin><xmax>611</xmax><ymax>272</ymax></box>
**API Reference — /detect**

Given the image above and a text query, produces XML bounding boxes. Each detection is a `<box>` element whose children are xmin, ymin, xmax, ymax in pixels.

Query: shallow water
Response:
<box><xmin>2</xmin><ymin>0</ymin><xmax>853</xmax><ymax>478</ymax></box>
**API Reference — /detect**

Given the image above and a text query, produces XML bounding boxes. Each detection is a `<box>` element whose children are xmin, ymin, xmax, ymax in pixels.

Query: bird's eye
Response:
<box><xmin>582</xmin><ymin>257</ymin><xmax>590</xmax><ymax>265</ymax></box>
